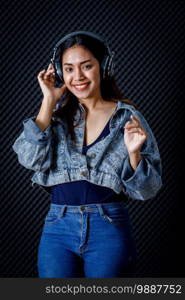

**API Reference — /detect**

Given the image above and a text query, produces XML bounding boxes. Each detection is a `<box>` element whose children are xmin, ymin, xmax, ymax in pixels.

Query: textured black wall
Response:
<box><xmin>1</xmin><ymin>0</ymin><xmax>185</xmax><ymax>277</ymax></box>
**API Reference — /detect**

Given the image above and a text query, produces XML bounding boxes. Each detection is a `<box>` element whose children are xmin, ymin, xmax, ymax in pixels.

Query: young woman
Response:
<box><xmin>12</xmin><ymin>32</ymin><xmax>162</xmax><ymax>278</ymax></box>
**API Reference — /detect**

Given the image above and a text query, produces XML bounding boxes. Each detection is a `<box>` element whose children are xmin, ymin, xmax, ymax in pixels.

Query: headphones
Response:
<box><xmin>50</xmin><ymin>30</ymin><xmax>115</xmax><ymax>85</ymax></box>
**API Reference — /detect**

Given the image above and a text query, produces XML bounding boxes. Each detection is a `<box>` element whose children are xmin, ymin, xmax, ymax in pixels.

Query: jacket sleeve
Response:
<box><xmin>12</xmin><ymin>116</ymin><xmax>53</xmax><ymax>172</ymax></box>
<box><xmin>121</xmin><ymin>110</ymin><xmax>163</xmax><ymax>200</ymax></box>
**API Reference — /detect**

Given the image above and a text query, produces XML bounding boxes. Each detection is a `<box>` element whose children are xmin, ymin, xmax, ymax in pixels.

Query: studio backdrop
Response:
<box><xmin>1</xmin><ymin>0</ymin><xmax>184</xmax><ymax>277</ymax></box>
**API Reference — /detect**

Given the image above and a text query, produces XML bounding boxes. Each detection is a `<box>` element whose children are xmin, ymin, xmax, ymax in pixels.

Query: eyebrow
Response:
<box><xmin>63</xmin><ymin>59</ymin><xmax>92</xmax><ymax>66</ymax></box>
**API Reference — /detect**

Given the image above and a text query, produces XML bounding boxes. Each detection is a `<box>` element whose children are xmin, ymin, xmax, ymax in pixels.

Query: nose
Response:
<box><xmin>74</xmin><ymin>67</ymin><xmax>85</xmax><ymax>81</ymax></box>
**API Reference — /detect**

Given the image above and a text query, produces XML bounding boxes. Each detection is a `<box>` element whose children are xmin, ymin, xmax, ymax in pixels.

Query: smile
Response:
<box><xmin>73</xmin><ymin>83</ymin><xmax>90</xmax><ymax>91</ymax></box>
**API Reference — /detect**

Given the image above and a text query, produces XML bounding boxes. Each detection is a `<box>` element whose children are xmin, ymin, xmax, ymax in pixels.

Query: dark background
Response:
<box><xmin>1</xmin><ymin>0</ymin><xmax>184</xmax><ymax>277</ymax></box>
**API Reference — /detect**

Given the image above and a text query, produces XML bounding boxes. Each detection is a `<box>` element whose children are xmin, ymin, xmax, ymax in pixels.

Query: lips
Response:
<box><xmin>72</xmin><ymin>82</ymin><xmax>90</xmax><ymax>91</ymax></box>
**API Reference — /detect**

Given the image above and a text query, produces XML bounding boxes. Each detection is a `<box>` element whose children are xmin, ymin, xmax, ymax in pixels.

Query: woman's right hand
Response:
<box><xmin>37</xmin><ymin>63</ymin><xmax>67</xmax><ymax>106</ymax></box>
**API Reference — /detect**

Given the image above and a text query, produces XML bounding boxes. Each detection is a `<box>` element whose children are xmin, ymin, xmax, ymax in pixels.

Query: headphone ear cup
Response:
<box><xmin>108</xmin><ymin>51</ymin><xmax>115</xmax><ymax>78</ymax></box>
<box><xmin>104</xmin><ymin>53</ymin><xmax>115</xmax><ymax>79</ymax></box>
<box><xmin>101</xmin><ymin>55</ymin><xmax>115</xmax><ymax>79</ymax></box>
<box><xmin>108</xmin><ymin>59</ymin><xmax>114</xmax><ymax>78</ymax></box>
<box><xmin>101</xmin><ymin>55</ymin><xmax>110</xmax><ymax>79</ymax></box>
<box><xmin>54</xmin><ymin>62</ymin><xmax>64</xmax><ymax>85</ymax></box>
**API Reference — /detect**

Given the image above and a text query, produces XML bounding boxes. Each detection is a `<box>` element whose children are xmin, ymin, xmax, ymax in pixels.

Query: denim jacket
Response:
<box><xmin>12</xmin><ymin>100</ymin><xmax>163</xmax><ymax>200</ymax></box>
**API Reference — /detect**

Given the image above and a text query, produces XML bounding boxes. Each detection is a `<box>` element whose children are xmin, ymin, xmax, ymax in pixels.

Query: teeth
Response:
<box><xmin>74</xmin><ymin>84</ymin><xmax>89</xmax><ymax>88</ymax></box>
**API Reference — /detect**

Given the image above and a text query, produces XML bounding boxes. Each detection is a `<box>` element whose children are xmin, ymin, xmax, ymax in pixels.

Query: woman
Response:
<box><xmin>12</xmin><ymin>32</ymin><xmax>162</xmax><ymax>278</ymax></box>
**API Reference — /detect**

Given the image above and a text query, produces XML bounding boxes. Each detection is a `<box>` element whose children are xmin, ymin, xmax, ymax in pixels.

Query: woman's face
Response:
<box><xmin>61</xmin><ymin>45</ymin><xmax>102</xmax><ymax>100</ymax></box>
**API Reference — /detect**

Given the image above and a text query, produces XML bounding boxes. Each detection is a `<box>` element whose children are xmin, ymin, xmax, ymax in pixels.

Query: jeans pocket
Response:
<box><xmin>44</xmin><ymin>209</ymin><xmax>61</xmax><ymax>225</ymax></box>
<box><xmin>102</xmin><ymin>207</ymin><xmax>129</xmax><ymax>225</ymax></box>
<box><xmin>104</xmin><ymin>214</ymin><xmax>128</xmax><ymax>225</ymax></box>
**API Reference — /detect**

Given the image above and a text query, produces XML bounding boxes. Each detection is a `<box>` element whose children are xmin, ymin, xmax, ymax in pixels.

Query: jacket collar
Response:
<box><xmin>52</xmin><ymin>100</ymin><xmax>133</xmax><ymax>124</ymax></box>
<box><xmin>78</xmin><ymin>99</ymin><xmax>130</xmax><ymax>113</ymax></box>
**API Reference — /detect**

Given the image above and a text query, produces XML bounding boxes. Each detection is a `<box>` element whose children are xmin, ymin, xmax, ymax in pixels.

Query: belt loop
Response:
<box><xmin>60</xmin><ymin>204</ymin><xmax>67</xmax><ymax>217</ymax></box>
<box><xmin>95</xmin><ymin>204</ymin><xmax>105</xmax><ymax>217</ymax></box>
<box><xmin>96</xmin><ymin>204</ymin><xmax>113</xmax><ymax>223</ymax></box>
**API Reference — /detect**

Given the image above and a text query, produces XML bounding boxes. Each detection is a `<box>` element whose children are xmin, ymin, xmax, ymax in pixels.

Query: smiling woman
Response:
<box><xmin>12</xmin><ymin>31</ymin><xmax>162</xmax><ymax>279</ymax></box>
<box><xmin>62</xmin><ymin>46</ymin><xmax>101</xmax><ymax>96</ymax></box>
<box><xmin>51</xmin><ymin>32</ymin><xmax>138</xmax><ymax>142</ymax></box>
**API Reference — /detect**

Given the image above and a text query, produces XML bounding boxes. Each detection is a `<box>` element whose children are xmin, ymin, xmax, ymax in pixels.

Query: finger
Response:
<box><xmin>124</xmin><ymin>120</ymin><xmax>133</xmax><ymax>128</ymax></box>
<box><xmin>124</xmin><ymin>123</ymin><xmax>140</xmax><ymax>129</ymax></box>
<box><xmin>125</xmin><ymin>130</ymin><xmax>141</xmax><ymax>135</ymax></box>
<box><xmin>38</xmin><ymin>69</ymin><xmax>46</xmax><ymax>75</ymax></box>
<box><xmin>45</xmin><ymin>67</ymin><xmax>55</xmax><ymax>74</ymax></box>
<box><xmin>43</xmin><ymin>71</ymin><xmax>55</xmax><ymax>80</ymax></box>
<box><xmin>43</xmin><ymin>77</ymin><xmax>55</xmax><ymax>84</ymax></box>
<box><xmin>125</xmin><ymin>128</ymin><xmax>145</xmax><ymax>135</ymax></box>
<box><xmin>125</xmin><ymin>127</ymin><xmax>141</xmax><ymax>132</ymax></box>
<box><xmin>47</xmin><ymin>63</ymin><xmax>55</xmax><ymax>70</ymax></box>
<box><xmin>44</xmin><ymin>74</ymin><xmax>55</xmax><ymax>81</ymax></box>
<box><xmin>131</xmin><ymin>114</ymin><xmax>141</xmax><ymax>125</ymax></box>
<box><xmin>46</xmin><ymin>75</ymin><xmax>55</xmax><ymax>83</ymax></box>
<box><xmin>37</xmin><ymin>69</ymin><xmax>46</xmax><ymax>79</ymax></box>
<box><xmin>124</xmin><ymin>116</ymin><xmax>140</xmax><ymax>128</ymax></box>
<box><xmin>45</xmin><ymin>70</ymin><xmax>55</xmax><ymax>78</ymax></box>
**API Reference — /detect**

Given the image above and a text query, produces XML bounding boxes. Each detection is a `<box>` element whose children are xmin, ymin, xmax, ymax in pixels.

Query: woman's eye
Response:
<box><xmin>84</xmin><ymin>64</ymin><xmax>92</xmax><ymax>69</ymax></box>
<box><xmin>65</xmin><ymin>65</ymin><xmax>92</xmax><ymax>72</ymax></box>
<box><xmin>65</xmin><ymin>68</ymin><xmax>73</xmax><ymax>72</ymax></box>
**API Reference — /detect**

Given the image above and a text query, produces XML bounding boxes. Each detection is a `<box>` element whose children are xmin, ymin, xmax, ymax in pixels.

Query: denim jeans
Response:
<box><xmin>37</xmin><ymin>201</ymin><xmax>137</xmax><ymax>278</ymax></box>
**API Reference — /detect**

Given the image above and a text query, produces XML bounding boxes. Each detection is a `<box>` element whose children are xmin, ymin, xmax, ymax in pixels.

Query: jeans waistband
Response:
<box><xmin>49</xmin><ymin>201</ymin><xmax>127</xmax><ymax>217</ymax></box>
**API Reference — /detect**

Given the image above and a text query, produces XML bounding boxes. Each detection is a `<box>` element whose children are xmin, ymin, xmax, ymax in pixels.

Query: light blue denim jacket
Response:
<box><xmin>12</xmin><ymin>100</ymin><xmax>163</xmax><ymax>200</ymax></box>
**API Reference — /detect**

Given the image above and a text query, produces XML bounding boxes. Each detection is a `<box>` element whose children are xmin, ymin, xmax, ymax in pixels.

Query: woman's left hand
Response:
<box><xmin>124</xmin><ymin>115</ymin><xmax>148</xmax><ymax>154</ymax></box>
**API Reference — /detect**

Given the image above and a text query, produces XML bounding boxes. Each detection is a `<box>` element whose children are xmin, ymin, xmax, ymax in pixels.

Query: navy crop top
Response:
<box><xmin>51</xmin><ymin>119</ymin><xmax>132</xmax><ymax>205</ymax></box>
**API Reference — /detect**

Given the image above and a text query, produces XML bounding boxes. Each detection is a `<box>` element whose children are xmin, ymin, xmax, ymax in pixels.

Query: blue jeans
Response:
<box><xmin>37</xmin><ymin>201</ymin><xmax>137</xmax><ymax>278</ymax></box>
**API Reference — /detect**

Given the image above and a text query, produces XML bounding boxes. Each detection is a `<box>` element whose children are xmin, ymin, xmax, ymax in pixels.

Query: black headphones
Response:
<box><xmin>50</xmin><ymin>30</ymin><xmax>115</xmax><ymax>85</ymax></box>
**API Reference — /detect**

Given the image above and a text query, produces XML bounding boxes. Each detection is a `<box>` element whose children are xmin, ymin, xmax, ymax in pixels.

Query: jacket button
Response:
<box><xmin>91</xmin><ymin>153</ymin><xmax>96</xmax><ymax>158</ymax></box>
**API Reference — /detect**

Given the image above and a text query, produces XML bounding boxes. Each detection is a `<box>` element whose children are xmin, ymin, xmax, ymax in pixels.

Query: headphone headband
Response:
<box><xmin>53</xmin><ymin>31</ymin><xmax>112</xmax><ymax>56</ymax></box>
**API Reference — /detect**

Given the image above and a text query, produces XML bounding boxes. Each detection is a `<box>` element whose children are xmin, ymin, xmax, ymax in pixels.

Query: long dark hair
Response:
<box><xmin>52</xmin><ymin>34</ymin><xmax>138</xmax><ymax>142</ymax></box>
